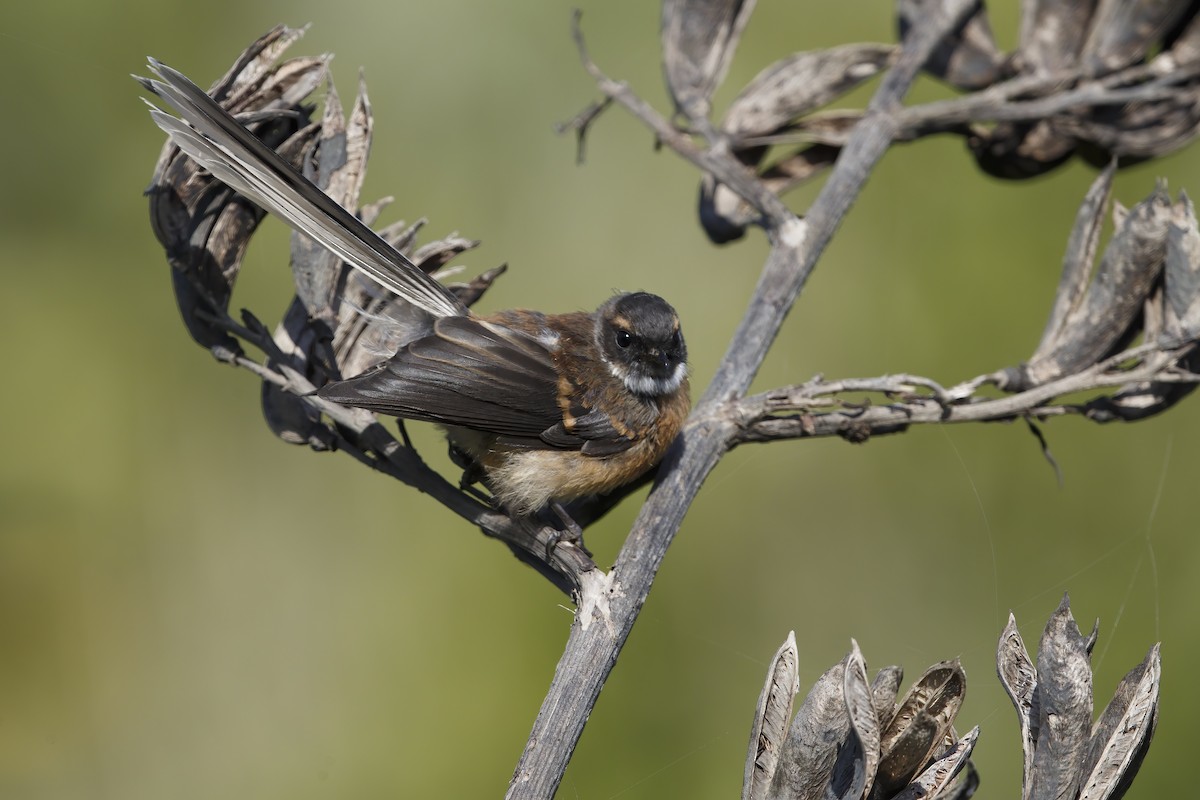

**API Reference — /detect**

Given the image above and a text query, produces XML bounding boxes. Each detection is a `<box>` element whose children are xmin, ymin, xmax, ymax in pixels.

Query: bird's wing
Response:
<box><xmin>136</xmin><ymin>59</ymin><xmax>467</xmax><ymax>318</ymax></box>
<box><xmin>318</xmin><ymin>316</ymin><xmax>635</xmax><ymax>453</ymax></box>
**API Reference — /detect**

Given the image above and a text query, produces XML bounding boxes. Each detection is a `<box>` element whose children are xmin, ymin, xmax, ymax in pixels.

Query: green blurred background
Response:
<box><xmin>2</xmin><ymin>1</ymin><xmax>1198</xmax><ymax>797</ymax></box>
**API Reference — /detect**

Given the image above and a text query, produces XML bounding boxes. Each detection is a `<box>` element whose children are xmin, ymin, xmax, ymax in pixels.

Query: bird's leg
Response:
<box><xmin>446</xmin><ymin>442</ymin><xmax>494</xmax><ymax>503</ymax></box>
<box><xmin>543</xmin><ymin>502</ymin><xmax>590</xmax><ymax>561</ymax></box>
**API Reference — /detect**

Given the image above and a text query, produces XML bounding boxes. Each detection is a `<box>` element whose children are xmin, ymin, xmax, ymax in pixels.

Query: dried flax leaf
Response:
<box><xmin>744</xmin><ymin>632</ymin><xmax>800</xmax><ymax>800</ymax></box>
<box><xmin>661</xmin><ymin>0</ymin><xmax>756</xmax><ymax>117</ymax></box>
<box><xmin>996</xmin><ymin>613</ymin><xmax>1038</xmax><ymax>795</ymax></box>
<box><xmin>769</xmin><ymin>658</ymin><xmax>850</xmax><ymax>800</ymax></box>
<box><xmin>1077</xmin><ymin>644</ymin><xmax>1161</xmax><ymax>800</ymax></box>
<box><xmin>1028</xmin><ymin>595</ymin><xmax>1093</xmax><ymax>800</ymax></box>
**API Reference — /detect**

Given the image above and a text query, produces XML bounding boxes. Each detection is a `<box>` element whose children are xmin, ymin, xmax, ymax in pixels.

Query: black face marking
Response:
<box><xmin>595</xmin><ymin>292</ymin><xmax>688</xmax><ymax>396</ymax></box>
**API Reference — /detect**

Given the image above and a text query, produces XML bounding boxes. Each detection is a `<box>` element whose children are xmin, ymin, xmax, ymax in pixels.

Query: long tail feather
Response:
<box><xmin>137</xmin><ymin>59</ymin><xmax>467</xmax><ymax>318</ymax></box>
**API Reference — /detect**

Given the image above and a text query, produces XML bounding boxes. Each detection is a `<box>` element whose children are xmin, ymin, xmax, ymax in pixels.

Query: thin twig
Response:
<box><xmin>554</xmin><ymin>95</ymin><xmax>613</xmax><ymax>165</ymax></box>
<box><xmin>721</xmin><ymin>342</ymin><xmax>1200</xmax><ymax>445</ymax></box>
<box><xmin>200</xmin><ymin>298</ymin><xmax>599</xmax><ymax>594</ymax></box>
<box><xmin>569</xmin><ymin>10</ymin><xmax>794</xmax><ymax>229</ymax></box>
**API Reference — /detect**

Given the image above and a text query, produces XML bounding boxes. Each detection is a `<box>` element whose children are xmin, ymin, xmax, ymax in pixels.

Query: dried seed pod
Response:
<box><xmin>1031</xmin><ymin>162</ymin><xmax>1116</xmax><ymax>363</ymax></box>
<box><xmin>722</xmin><ymin>44</ymin><xmax>895</xmax><ymax>141</ymax></box>
<box><xmin>661</xmin><ymin>0</ymin><xmax>756</xmax><ymax>119</ymax></box>
<box><xmin>743</xmin><ymin>638</ymin><xmax>977</xmax><ymax>800</ymax></box>
<box><xmin>872</xmin><ymin>661</ymin><xmax>966</xmax><ymax>800</ymax></box>
<box><xmin>447</xmin><ymin>263</ymin><xmax>508</xmax><ymax>308</ymax></box>
<box><xmin>1166</xmin><ymin>11</ymin><xmax>1200</xmax><ymax>65</ymax></box>
<box><xmin>291</xmin><ymin>75</ymin><xmax>374</xmax><ymax>322</ymax></box>
<box><xmin>1028</xmin><ymin>595</ymin><xmax>1094</xmax><ymax>800</ymax></box>
<box><xmin>1017</xmin><ymin>0</ymin><xmax>1098</xmax><ymax>75</ymax></box>
<box><xmin>699</xmin><ymin>43</ymin><xmax>892</xmax><ymax>243</ymax></box>
<box><xmin>145</xmin><ymin>26</ymin><xmax>326</xmax><ymax>352</ymax></box>
<box><xmin>261</xmin><ymin>299</ymin><xmax>327</xmax><ymax>447</ymax></box>
<box><xmin>968</xmin><ymin>121</ymin><xmax>1077</xmax><ymax>181</ymax></box>
<box><xmin>1003</xmin><ymin>180</ymin><xmax>1174</xmax><ymax>391</ymax></box>
<box><xmin>1080</xmin><ymin>0</ymin><xmax>1193</xmax><ymax>77</ymax></box>
<box><xmin>263</xmin><ymin>75</ymin><xmax>377</xmax><ymax>447</ymax></box>
<box><xmin>699</xmin><ymin>145</ymin><xmax>839</xmax><ymax>243</ymax></box>
<box><xmin>412</xmin><ymin>234</ymin><xmax>482</xmax><ymax>274</ymax></box>
<box><xmin>1164</xmin><ymin>191</ymin><xmax>1200</xmax><ymax>339</ymax></box>
<box><xmin>1077</xmin><ymin>644</ymin><xmax>1161</xmax><ymax>800</ymax></box>
<box><xmin>1069</xmin><ymin>89</ymin><xmax>1200</xmax><ymax>165</ymax></box>
<box><xmin>1092</xmin><ymin>191</ymin><xmax>1200</xmax><ymax>420</ymax></box>
<box><xmin>1000</xmin><ymin>598</ymin><xmax>1161</xmax><ymax>800</ymax></box>
<box><xmin>769</xmin><ymin>657</ymin><xmax>850</xmax><ymax>800</ymax></box>
<box><xmin>997</xmin><ymin>613</ymin><xmax>1038</xmax><ymax>796</ymax></box>
<box><xmin>889</xmin><ymin>727</ymin><xmax>979</xmax><ymax>800</ymax></box>
<box><xmin>898</xmin><ymin>0</ymin><xmax>1005</xmax><ymax>90</ymax></box>
<box><xmin>870</xmin><ymin>666</ymin><xmax>903</xmax><ymax>725</ymax></box>
<box><xmin>743</xmin><ymin>632</ymin><xmax>800</xmax><ymax>800</ymax></box>
<box><xmin>842</xmin><ymin>642</ymin><xmax>882</xmax><ymax>800</ymax></box>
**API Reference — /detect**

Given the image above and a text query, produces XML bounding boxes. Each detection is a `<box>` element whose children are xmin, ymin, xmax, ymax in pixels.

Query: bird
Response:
<box><xmin>137</xmin><ymin>59</ymin><xmax>690</xmax><ymax>518</ymax></box>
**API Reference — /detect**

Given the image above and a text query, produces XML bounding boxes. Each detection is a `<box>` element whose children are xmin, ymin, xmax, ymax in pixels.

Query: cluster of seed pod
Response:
<box><xmin>659</xmin><ymin>0</ymin><xmax>1200</xmax><ymax>242</ymax></box>
<box><xmin>742</xmin><ymin>596</ymin><xmax>1159</xmax><ymax>800</ymax></box>
<box><xmin>996</xmin><ymin>162</ymin><xmax>1200</xmax><ymax>422</ymax></box>
<box><xmin>145</xmin><ymin>26</ymin><xmax>501</xmax><ymax>448</ymax></box>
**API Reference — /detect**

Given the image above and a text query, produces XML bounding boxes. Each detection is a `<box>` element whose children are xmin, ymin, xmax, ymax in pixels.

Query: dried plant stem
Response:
<box><xmin>505</xmin><ymin>2</ymin><xmax>978</xmax><ymax>797</ymax></box>
<box><xmin>195</xmin><ymin>301</ymin><xmax>596</xmax><ymax>594</ymax></box>
<box><xmin>723</xmin><ymin>342</ymin><xmax>1200</xmax><ymax>446</ymax></box>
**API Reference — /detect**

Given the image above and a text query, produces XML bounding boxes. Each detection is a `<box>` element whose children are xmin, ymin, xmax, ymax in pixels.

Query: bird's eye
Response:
<box><xmin>615</xmin><ymin>330</ymin><xmax>633</xmax><ymax>348</ymax></box>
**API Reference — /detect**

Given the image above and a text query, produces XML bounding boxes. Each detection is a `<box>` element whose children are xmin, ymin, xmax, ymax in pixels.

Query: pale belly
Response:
<box><xmin>445</xmin><ymin>426</ymin><xmax>665</xmax><ymax>515</ymax></box>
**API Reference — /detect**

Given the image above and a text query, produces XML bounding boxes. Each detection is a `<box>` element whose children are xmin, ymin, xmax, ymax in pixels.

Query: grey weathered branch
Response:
<box><xmin>505</xmin><ymin>2</ymin><xmax>979</xmax><ymax>796</ymax></box>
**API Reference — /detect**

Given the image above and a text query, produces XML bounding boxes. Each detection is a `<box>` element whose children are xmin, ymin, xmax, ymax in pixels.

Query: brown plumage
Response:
<box><xmin>320</xmin><ymin>294</ymin><xmax>690</xmax><ymax>514</ymax></box>
<box><xmin>138</xmin><ymin>60</ymin><xmax>690</xmax><ymax>515</ymax></box>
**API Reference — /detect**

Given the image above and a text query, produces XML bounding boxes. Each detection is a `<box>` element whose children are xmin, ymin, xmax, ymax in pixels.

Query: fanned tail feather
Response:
<box><xmin>137</xmin><ymin>59</ymin><xmax>467</xmax><ymax>318</ymax></box>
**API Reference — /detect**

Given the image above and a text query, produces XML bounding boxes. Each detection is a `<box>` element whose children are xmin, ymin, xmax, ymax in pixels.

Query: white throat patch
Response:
<box><xmin>608</xmin><ymin>360</ymin><xmax>687</xmax><ymax>397</ymax></box>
